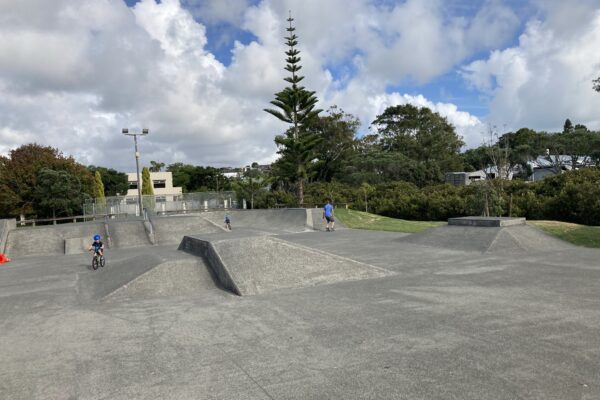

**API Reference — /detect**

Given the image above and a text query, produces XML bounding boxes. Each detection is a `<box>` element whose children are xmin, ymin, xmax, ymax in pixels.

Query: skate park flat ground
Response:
<box><xmin>2</xmin><ymin>211</ymin><xmax>600</xmax><ymax>399</ymax></box>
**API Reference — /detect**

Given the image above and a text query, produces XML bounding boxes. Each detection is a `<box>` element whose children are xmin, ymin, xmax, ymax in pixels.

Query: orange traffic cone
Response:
<box><xmin>0</xmin><ymin>253</ymin><xmax>10</xmax><ymax>264</ymax></box>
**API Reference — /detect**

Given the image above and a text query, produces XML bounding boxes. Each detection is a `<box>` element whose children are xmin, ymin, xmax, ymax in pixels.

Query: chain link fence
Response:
<box><xmin>83</xmin><ymin>191</ymin><xmax>238</xmax><ymax>219</ymax></box>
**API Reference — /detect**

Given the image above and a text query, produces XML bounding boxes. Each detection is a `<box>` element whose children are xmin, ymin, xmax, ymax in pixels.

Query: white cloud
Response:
<box><xmin>0</xmin><ymin>0</ymin><xmax>511</xmax><ymax>172</ymax></box>
<box><xmin>462</xmin><ymin>6</ymin><xmax>600</xmax><ymax>132</ymax></box>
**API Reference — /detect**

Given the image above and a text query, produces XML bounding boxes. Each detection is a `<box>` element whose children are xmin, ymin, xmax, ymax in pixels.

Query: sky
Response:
<box><xmin>1</xmin><ymin>0</ymin><xmax>600</xmax><ymax>172</ymax></box>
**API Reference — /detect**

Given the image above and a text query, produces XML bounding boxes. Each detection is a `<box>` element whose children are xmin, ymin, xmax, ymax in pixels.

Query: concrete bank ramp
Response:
<box><xmin>77</xmin><ymin>250</ymin><xmax>220</xmax><ymax>302</ymax></box>
<box><xmin>203</xmin><ymin>209</ymin><xmax>311</xmax><ymax>233</ymax></box>
<box><xmin>108</xmin><ymin>220</ymin><xmax>151</xmax><ymax>248</ymax></box>
<box><xmin>5</xmin><ymin>222</ymin><xmax>105</xmax><ymax>258</ymax></box>
<box><xmin>400</xmin><ymin>224</ymin><xmax>574</xmax><ymax>254</ymax></box>
<box><xmin>180</xmin><ymin>235</ymin><xmax>391</xmax><ymax>296</ymax></box>
<box><xmin>151</xmin><ymin>215</ymin><xmax>223</xmax><ymax>245</ymax></box>
<box><xmin>105</xmin><ymin>258</ymin><xmax>220</xmax><ymax>301</ymax></box>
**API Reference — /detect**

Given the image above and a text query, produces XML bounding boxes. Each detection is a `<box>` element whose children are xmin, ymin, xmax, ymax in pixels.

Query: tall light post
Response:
<box><xmin>122</xmin><ymin>128</ymin><xmax>149</xmax><ymax>217</ymax></box>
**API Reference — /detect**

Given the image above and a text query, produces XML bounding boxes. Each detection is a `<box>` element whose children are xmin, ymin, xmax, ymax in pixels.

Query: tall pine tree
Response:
<box><xmin>264</xmin><ymin>13</ymin><xmax>322</xmax><ymax>205</ymax></box>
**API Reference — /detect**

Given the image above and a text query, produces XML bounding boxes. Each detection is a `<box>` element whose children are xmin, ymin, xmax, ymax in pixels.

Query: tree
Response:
<box><xmin>235</xmin><ymin>170</ymin><xmax>270</xmax><ymax>209</ymax></box>
<box><xmin>307</xmin><ymin>106</ymin><xmax>360</xmax><ymax>182</ymax></box>
<box><xmin>141</xmin><ymin>167</ymin><xmax>154</xmax><ymax>195</ymax></box>
<box><xmin>361</xmin><ymin>182</ymin><xmax>375</xmax><ymax>212</ymax></box>
<box><xmin>593</xmin><ymin>77</ymin><xmax>600</xmax><ymax>92</ymax></box>
<box><xmin>87</xmin><ymin>166</ymin><xmax>129</xmax><ymax>196</ymax></box>
<box><xmin>149</xmin><ymin>161</ymin><xmax>165</xmax><ymax>172</ymax></box>
<box><xmin>141</xmin><ymin>167</ymin><xmax>154</xmax><ymax>212</ymax></box>
<box><xmin>563</xmin><ymin>118</ymin><xmax>573</xmax><ymax>133</ymax></box>
<box><xmin>94</xmin><ymin>171</ymin><xmax>105</xmax><ymax>205</ymax></box>
<box><xmin>33</xmin><ymin>169</ymin><xmax>87</xmax><ymax>219</ymax></box>
<box><xmin>0</xmin><ymin>144</ymin><xmax>94</xmax><ymax>219</ymax></box>
<box><xmin>264</xmin><ymin>13</ymin><xmax>322</xmax><ymax>205</ymax></box>
<box><xmin>369</xmin><ymin>104</ymin><xmax>464</xmax><ymax>185</ymax></box>
<box><xmin>166</xmin><ymin>163</ymin><xmax>230</xmax><ymax>192</ymax></box>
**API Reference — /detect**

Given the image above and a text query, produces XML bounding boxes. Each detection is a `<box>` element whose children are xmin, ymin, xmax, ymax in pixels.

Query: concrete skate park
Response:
<box><xmin>1</xmin><ymin>209</ymin><xmax>599</xmax><ymax>399</ymax></box>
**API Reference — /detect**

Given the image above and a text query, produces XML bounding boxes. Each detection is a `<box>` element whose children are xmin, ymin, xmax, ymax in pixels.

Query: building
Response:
<box><xmin>126</xmin><ymin>171</ymin><xmax>182</xmax><ymax>201</ymax></box>
<box><xmin>445</xmin><ymin>170</ymin><xmax>486</xmax><ymax>186</ymax></box>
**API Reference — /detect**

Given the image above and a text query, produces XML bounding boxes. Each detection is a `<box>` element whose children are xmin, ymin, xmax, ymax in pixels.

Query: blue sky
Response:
<box><xmin>1</xmin><ymin>0</ymin><xmax>600</xmax><ymax>169</ymax></box>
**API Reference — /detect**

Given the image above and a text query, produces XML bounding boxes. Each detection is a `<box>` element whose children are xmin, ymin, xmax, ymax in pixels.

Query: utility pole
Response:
<box><xmin>122</xmin><ymin>128</ymin><xmax>149</xmax><ymax>218</ymax></box>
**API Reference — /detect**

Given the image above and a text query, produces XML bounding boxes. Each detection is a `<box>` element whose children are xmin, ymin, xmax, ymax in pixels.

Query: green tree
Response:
<box><xmin>33</xmin><ymin>169</ymin><xmax>87</xmax><ymax>219</ymax></box>
<box><xmin>235</xmin><ymin>170</ymin><xmax>270</xmax><ymax>209</ymax></box>
<box><xmin>141</xmin><ymin>167</ymin><xmax>154</xmax><ymax>195</ymax></box>
<box><xmin>563</xmin><ymin>118</ymin><xmax>573</xmax><ymax>133</ymax></box>
<box><xmin>307</xmin><ymin>106</ymin><xmax>360</xmax><ymax>182</ymax></box>
<box><xmin>149</xmin><ymin>161</ymin><xmax>165</xmax><ymax>172</ymax></box>
<box><xmin>369</xmin><ymin>104</ymin><xmax>464</xmax><ymax>185</ymax></box>
<box><xmin>87</xmin><ymin>166</ymin><xmax>129</xmax><ymax>196</ymax></box>
<box><xmin>264</xmin><ymin>13</ymin><xmax>322</xmax><ymax>205</ymax></box>
<box><xmin>94</xmin><ymin>171</ymin><xmax>105</xmax><ymax>205</ymax></box>
<box><xmin>141</xmin><ymin>166</ymin><xmax>154</xmax><ymax>212</ymax></box>
<box><xmin>166</xmin><ymin>163</ymin><xmax>230</xmax><ymax>192</ymax></box>
<box><xmin>0</xmin><ymin>144</ymin><xmax>94</xmax><ymax>219</ymax></box>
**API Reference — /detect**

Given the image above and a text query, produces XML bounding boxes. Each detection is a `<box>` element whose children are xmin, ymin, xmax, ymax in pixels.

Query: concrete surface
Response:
<box><xmin>64</xmin><ymin>237</ymin><xmax>90</xmax><ymax>255</ymax></box>
<box><xmin>1</xmin><ymin>210</ymin><xmax>600</xmax><ymax>399</ymax></box>
<box><xmin>152</xmin><ymin>215</ymin><xmax>223</xmax><ymax>245</ymax></box>
<box><xmin>448</xmin><ymin>216</ymin><xmax>526</xmax><ymax>227</ymax></box>
<box><xmin>4</xmin><ymin>221</ymin><xmax>105</xmax><ymax>257</ymax></box>
<box><xmin>182</xmin><ymin>234</ymin><xmax>390</xmax><ymax>295</ymax></box>
<box><xmin>107</xmin><ymin>220</ymin><xmax>152</xmax><ymax>249</ymax></box>
<box><xmin>0</xmin><ymin>218</ymin><xmax>16</xmax><ymax>254</ymax></box>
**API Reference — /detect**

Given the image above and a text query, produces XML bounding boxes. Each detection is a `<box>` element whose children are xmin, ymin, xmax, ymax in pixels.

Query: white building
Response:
<box><xmin>126</xmin><ymin>171</ymin><xmax>182</xmax><ymax>201</ymax></box>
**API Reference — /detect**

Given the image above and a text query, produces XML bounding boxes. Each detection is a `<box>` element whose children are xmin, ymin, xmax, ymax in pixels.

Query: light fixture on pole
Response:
<box><xmin>122</xmin><ymin>128</ymin><xmax>149</xmax><ymax>218</ymax></box>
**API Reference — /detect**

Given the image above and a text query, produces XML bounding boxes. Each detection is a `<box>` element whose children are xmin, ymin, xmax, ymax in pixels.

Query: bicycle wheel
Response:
<box><xmin>100</xmin><ymin>256</ymin><xmax>105</xmax><ymax>268</ymax></box>
<box><xmin>92</xmin><ymin>256</ymin><xmax>99</xmax><ymax>270</ymax></box>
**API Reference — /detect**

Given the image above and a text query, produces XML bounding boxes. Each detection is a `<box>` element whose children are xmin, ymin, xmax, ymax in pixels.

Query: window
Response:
<box><xmin>156</xmin><ymin>196</ymin><xmax>166</xmax><ymax>203</ymax></box>
<box><xmin>128</xmin><ymin>181</ymin><xmax>138</xmax><ymax>189</ymax></box>
<box><xmin>153</xmin><ymin>180</ymin><xmax>166</xmax><ymax>189</ymax></box>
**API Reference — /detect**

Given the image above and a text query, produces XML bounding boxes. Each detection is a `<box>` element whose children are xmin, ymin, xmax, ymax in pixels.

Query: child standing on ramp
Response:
<box><xmin>323</xmin><ymin>199</ymin><xmax>335</xmax><ymax>232</ymax></box>
<box><xmin>224</xmin><ymin>213</ymin><xmax>232</xmax><ymax>230</ymax></box>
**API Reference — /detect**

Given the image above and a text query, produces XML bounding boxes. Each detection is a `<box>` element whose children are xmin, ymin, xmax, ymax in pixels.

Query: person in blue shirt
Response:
<box><xmin>224</xmin><ymin>213</ymin><xmax>232</xmax><ymax>230</ymax></box>
<box><xmin>88</xmin><ymin>234</ymin><xmax>104</xmax><ymax>255</ymax></box>
<box><xmin>322</xmin><ymin>199</ymin><xmax>335</xmax><ymax>232</ymax></box>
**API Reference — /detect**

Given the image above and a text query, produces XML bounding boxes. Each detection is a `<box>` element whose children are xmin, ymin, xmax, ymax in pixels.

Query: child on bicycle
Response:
<box><xmin>88</xmin><ymin>234</ymin><xmax>104</xmax><ymax>255</ymax></box>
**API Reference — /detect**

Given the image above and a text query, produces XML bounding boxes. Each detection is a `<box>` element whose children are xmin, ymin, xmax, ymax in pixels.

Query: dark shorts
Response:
<box><xmin>325</xmin><ymin>216</ymin><xmax>334</xmax><ymax>223</ymax></box>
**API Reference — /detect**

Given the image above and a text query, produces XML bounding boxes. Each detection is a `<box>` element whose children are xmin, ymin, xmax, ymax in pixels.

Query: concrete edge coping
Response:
<box><xmin>178</xmin><ymin>236</ymin><xmax>242</xmax><ymax>296</ymax></box>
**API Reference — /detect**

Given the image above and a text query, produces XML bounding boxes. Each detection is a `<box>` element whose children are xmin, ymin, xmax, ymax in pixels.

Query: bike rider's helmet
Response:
<box><xmin>93</xmin><ymin>234</ymin><xmax>101</xmax><ymax>241</ymax></box>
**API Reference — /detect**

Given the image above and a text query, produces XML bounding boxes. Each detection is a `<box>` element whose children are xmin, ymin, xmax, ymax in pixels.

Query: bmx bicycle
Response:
<box><xmin>90</xmin><ymin>250</ymin><xmax>105</xmax><ymax>270</ymax></box>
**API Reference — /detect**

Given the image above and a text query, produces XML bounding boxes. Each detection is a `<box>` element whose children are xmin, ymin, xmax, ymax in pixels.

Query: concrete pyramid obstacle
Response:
<box><xmin>400</xmin><ymin>218</ymin><xmax>573</xmax><ymax>254</ymax></box>
<box><xmin>179</xmin><ymin>235</ymin><xmax>391</xmax><ymax>295</ymax></box>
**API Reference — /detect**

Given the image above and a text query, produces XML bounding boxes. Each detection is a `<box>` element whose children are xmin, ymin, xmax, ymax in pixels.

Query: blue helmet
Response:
<box><xmin>93</xmin><ymin>234</ymin><xmax>101</xmax><ymax>241</ymax></box>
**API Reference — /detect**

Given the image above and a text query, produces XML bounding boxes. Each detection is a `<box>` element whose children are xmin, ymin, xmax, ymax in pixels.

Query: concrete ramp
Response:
<box><xmin>203</xmin><ymin>209</ymin><xmax>311</xmax><ymax>233</ymax></box>
<box><xmin>108</xmin><ymin>220</ymin><xmax>151</xmax><ymax>248</ymax></box>
<box><xmin>179</xmin><ymin>235</ymin><xmax>391</xmax><ymax>296</ymax></box>
<box><xmin>5</xmin><ymin>222</ymin><xmax>105</xmax><ymax>257</ymax></box>
<box><xmin>152</xmin><ymin>215</ymin><xmax>223</xmax><ymax>245</ymax></box>
<box><xmin>400</xmin><ymin>224</ymin><xmax>574</xmax><ymax>254</ymax></box>
<box><xmin>77</xmin><ymin>252</ymin><xmax>164</xmax><ymax>301</ymax></box>
<box><xmin>105</xmin><ymin>258</ymin><xmax>219</xmax><ymax>301</ymax></box>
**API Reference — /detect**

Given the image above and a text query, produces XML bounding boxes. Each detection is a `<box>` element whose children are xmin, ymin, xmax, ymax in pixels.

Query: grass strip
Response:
<box><xmin>529</xmin><ymin>220</ymin><xmax>600</xmax><ymax>248</ymax></box>
<box><xmin>334</xmin><ymin>208</ymin><xmax>446</xmax><ymax>233</ymax></box>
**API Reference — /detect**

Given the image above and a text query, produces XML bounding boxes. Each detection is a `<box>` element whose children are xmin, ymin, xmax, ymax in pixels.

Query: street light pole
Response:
<box><xmin>122</xmin><ymin>128</ymin><xmax>149</xmax><ymax>218</ymax></box>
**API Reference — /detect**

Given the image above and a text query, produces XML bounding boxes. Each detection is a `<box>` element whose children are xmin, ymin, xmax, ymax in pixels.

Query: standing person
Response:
<box><xmin>323</xmin><ymin>199</ymin><xmax>335</xmax><ymax>232</ymax></box>
<box><xmin>224</xmin><ymin>213</ymin><xmax>232</xmax><ymax>230</ymax></box>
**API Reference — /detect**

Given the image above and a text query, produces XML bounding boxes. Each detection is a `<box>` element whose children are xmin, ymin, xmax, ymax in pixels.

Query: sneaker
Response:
<box><xmin>326</xmin><ymin>227</ymin><xmax>330</xmax><ymax>232</ymax></box>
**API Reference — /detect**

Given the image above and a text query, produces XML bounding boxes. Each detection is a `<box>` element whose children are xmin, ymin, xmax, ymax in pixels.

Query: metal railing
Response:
<box><xmin>83</xmin><ymin>191</ymin><xmax>239</xmax><ymax>219</ymax></box>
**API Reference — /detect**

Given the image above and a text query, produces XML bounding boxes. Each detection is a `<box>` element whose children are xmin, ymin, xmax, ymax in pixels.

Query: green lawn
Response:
<box><xmin>334</xmin><ymin>208</ymin><xmax>446</xmax><ymax>233</ymax></box>
<box><xmin>529</xmin><ymin>220</ymin><xmax>600</xmax><ymax>248</ymax></box>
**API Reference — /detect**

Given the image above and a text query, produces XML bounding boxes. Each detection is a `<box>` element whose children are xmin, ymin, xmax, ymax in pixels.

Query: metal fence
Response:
<box><xmin>83</xmin><ymin>191</ymin><xmax>238</xmax><ymax>219</ymax></box>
